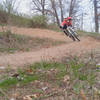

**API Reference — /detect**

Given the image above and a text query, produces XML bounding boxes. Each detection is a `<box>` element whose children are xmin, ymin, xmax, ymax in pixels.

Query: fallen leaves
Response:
<box><xmin>26</xmin><ymin>69</ymin><xmax>34</xmax><ymax>75</ymax></box>
<box><xmin>42</xmin><ymin>87</ymin><xmax>48</xmax><ymax>91</ymax></box>
<box><xmin>23</xmin><ymin>95</ymin><xmax>33</xmax><ymax>100</ymax></box>
<box><xmin>80</xmin><ymin>89</ymin><xmax>87</xmax><ymax>100</ymax></box>
<box><xmin>23</xmin><ymin>93</ymin><xmax>41</xmax><ymax>100</ymax></box>
<box><xmin>63</xmin><ymin>75</ymin><xmax>70</xmax><ymax>82</ymax></box>
<box><xmin>10</xmin><ymin>92</ymin><xmax>20</xmax><ymax>100</ymax></box>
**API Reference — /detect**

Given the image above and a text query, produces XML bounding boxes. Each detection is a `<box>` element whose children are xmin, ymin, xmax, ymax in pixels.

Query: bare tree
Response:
<box><xmin>93</xmin><ymin>0</ymin><xmax>100</xmax><ymax>32</ymax></box>
<box><xmin>0</xmin><ymin>0</ymin><xmax>20</xmax><ymax>31</ymax></box>
<box><xmin>32</xmin><ymin>0</ymin><xmax>65</xmax><ymax>25</ymax></box>
<box><xmin>68</xmin><ymin>0</ymin><xmax>82</xmax><ymax>29</ymax></box>
<box><xmin>31</xmin><ymin>0</ymin><xmax>82</xmax><ymax>26</ymax></box>
<box><xmin>69</xmin><ymin>0</ymin><xmax>74</xmax><ymax>16</ymax></box>
<box><xmin>69</xmin><ymin>0</ymin><xmax>80</xmax><ymax>16</ymax></box>
<box><xmin>2</xmin><ymin>0</ymin><xmax>19</xmax><ymax>14</ymax></box>
<box><xmin>50</xmin><ymin>0</ymin><xmax>60</xmax><ymax>25</ymax></box>
<box><xmin>32</xmin><ymin>0</ymin><xmax>46</xmax><ymax>15</ymax></box>
<box><xmin>58</xmin><ymin>0</ymin><xmax>64</xmax><ymax>22</ymax></box>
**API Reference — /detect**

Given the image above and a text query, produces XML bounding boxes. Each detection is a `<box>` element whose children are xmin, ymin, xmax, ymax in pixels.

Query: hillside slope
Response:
<box><xmin>0</xmin><ymin>27</ymin><xmax>100</xmax><ymax>69</ymax></box>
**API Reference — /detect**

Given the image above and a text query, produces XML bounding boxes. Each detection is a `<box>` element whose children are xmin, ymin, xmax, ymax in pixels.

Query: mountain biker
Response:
<box><xmin>60</xmin><ymin>17</ymin><xmax>72</xmax><ymax>36</ymax></box>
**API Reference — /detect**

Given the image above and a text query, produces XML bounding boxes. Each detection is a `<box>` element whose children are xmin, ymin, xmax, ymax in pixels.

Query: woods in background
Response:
<box><xmin>93</xmin><ymin>0</ymin><xmax>100</xmax><ymax>32</ymax></box>
<box><xmin>0</xmin><ymin>0</ymin><xmax>100</xmax><ymax>32</ymax></box>
<box><xmin>31</xmin><ymin>0</ymin><xmax>81</xmax><ymax>27</ymax></box>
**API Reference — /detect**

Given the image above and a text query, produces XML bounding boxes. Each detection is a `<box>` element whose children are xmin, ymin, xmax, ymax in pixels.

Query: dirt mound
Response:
<box><xmin>11</xmin><ymin>27</ymin><xmax>69</xmax><ymax>41</ymax></box>
<box><xmin>0</xmin><ymin>27</ymin><xmax>100</xmax><ymax>69</ymax></box>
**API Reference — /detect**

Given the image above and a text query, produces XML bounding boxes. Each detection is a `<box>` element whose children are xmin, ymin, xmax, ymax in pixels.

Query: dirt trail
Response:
<box><xmin>11</xmin><ymin>27</ymin><xmax>70</xmax><ymax>41</ymax></box>
<box><xmin>0</xmin><ymin>27</ymin><xmax>100</xmax><ymax>69</ymax></box>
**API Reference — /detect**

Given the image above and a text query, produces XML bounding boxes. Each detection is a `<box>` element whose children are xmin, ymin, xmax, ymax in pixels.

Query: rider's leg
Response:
<box><xmin>63</xmin><ymin>30</ymin><xmax>69</xmax><ymax>36</ymax></box>
<box><xmin>60</xmin><ymin>25</ymin><xmax>68</xmax><ymax>36</ymax></box>
<box><xmin>63</xmin><ymin>24</ymin><xmax>69</xmax><ymax>36</ymax></box>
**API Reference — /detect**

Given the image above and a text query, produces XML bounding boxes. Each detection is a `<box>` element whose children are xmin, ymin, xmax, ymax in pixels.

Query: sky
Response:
<box><xmin>0</xmin><ymin>0</ymin><xmax>31</xmax><ymax>14</ymax></box>
<box><xmin>17</xmin><ymin>0</ymin><xmax>31</xmax><ymax>15</ymax></box>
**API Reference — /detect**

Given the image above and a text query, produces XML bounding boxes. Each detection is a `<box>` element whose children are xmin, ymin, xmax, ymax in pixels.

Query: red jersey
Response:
<box><xmin>61</xmin><ymin>17</ymin><xmax>72</xmax><ymax>26</ymax></box>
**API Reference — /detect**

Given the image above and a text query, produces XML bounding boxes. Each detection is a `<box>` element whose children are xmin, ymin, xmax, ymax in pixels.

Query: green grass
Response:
<box><xmin>78</xmin><ymin>30</ymin><xmax>100</xmax><ymax>40</ymax></box>
<box><xmin>0</xmin><ymin>78</ymin><xmax>18</xmax><ymax>88</ymax></box>
<box><xmin>0</xmin><ymin>57</ymin><xmax>99</xmax><ymax>99</ymax></box>
<box><xmin>0</xmin><ymin>75</ymin><xmax>39</xmax><ymax>89</ymax></box>
<box><xmin>0</xmin><ymin>61</ymin><xmax>66</xmax><ymax>89</ymax></box>
<box><xmin>30</xmin><ymin>61</ymin><xmax>66</xmax><ymax>71</ymax></box>
<box><xmin>46</xmin><ymin>24</ymin><xmax>61</xmax><ymax>32</ymax></box>
<box><xmin>64</xmin><ymin>56</ymin><xmax>98</xmax><ymax>98</ymax></box>
<box><xmin>0</xmin><ymin>59</ymin><xmax>97</xmax><ymax>90</ymax></box>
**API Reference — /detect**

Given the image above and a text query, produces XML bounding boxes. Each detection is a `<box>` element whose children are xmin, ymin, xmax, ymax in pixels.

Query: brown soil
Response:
<box><xmin>0</xmin><ymin>26</ymin><xmax>100</xmax><ymax>69</ymax></box>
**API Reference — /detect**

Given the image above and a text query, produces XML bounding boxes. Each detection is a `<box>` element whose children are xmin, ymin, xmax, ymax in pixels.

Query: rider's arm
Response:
<box><xmin>69</xmin><ymin>21</ymin><xmax>72</xmax><ymax>26</ymax></box>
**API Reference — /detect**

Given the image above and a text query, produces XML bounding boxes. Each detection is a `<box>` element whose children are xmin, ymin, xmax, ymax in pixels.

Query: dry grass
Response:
<box><xmin>0</xmin><ymin>31</ymin><xmax>65</xmax><ymax>54</ymax></box>
<box><xmin>0</xmin><ymin>51</ymin><xmax>100</xmax><ymax>100</ymax></box>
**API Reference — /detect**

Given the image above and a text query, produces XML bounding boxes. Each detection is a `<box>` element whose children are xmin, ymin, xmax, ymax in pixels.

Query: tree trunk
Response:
<box><xmin>69</xmin><ymin>0</ymin><xmax>77</xmax><ymax>16</ymax></box>
<box><xmin>41</xmin><ymin>0</ymin><xmax>45</xmax><ymax>15</ymax></box>
<box><xmin>69</xmin><ymin>0</ymin><xmax>74</xmax><ymax>16</ymax></box>
<box><xmin>50</xmin><ymin>0</ymin><xmax>60</xmax><ymax>26</ymax></box>
<box><xmin>54</xmin><ymin>7</ymin><xmax>60</xmax><ymax>25</ymax></box>
<box><xmin>94</xmin><ymin>0</ymin><xmax>99</xmax><ymax>32</ymax></box>
<box><xmin>59</xmin><ymin>0</ymin><xmax>64</xmax><ymax>22</ymax></box>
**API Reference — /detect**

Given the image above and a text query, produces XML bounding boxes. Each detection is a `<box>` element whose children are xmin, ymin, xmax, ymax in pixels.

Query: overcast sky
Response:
<box><xmin>18</xmin><ymin>0</ymin><xmax>31</xmax><ymax>15</ymax></box>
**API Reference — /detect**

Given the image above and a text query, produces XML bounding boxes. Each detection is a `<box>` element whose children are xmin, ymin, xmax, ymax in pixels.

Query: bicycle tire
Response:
<box><xmin>68</xmin><ymin>27</ymin><xmax>80</xmax><ymax>41</ymax></box>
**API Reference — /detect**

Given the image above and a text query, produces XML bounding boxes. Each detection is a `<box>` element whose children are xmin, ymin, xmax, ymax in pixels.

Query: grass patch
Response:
<box><xmin>0</xmin><ymin>31</ymin><xmax>65</xmax><ymax>54</ymax></box>
<box><xmin>0</xmin><ymin>74</ymin><xmax>39</xmax><ymax>89</ymax></box>
<box><xmin>46</xmin><ymin>24</ymin><xmax>61</xmax><ymax>32</ymax></box>
<box><xmin>0</xmin><ymin>61</ymin><xmax>66</xmax><ymax>89</ymax></box>
<box><xmin>0</xmin><ymin>78</ymin><xmax>18</xmax><ymax>89</ymax></box>
<box><xmin>30</xmin><ymin>61</ymin><xmax>66</xmax><ymax>71</ymax></box>
<box><xmin>0</xmin><ymin>54</ymin><xmax>100</xmax><ymax>99</ymax></box>
<box><xmin>63</xmin><ymin>54</ymin><xmax>100</xmax><ymax>99</ymax></box>
<box><xmin>78</xmin><ymin>30</ymin><xmax>100</xmax><ymax>40</ymax></box>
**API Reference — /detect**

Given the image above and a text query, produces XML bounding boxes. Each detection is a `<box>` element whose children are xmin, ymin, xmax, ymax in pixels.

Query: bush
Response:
<box><xmin>47</xmin><ymin>23</ymin><xmax>61</xmax><ymax>32</ymax></box>
<box><xmin>0</xmin><ymin>10</ymin><xmax>8</xmax><ymax>25</ymax></box>
<box><xmin>0</xmin><ymin>11</ymin><xmax>59</xmax><ymax>29</ymax></box>
<box><xmin>30</xmin><ymin>15</ymin><xmax>47</xmax><ymax>28</ymax></box>
<box><xmin>10</xmin><ymin>14</ymin><xmax>32</xmax><ymax>27</ymax></box>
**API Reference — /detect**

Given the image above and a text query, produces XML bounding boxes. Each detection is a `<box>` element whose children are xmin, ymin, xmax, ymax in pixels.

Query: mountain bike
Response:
<box><xmin>61</xmin><ymin>26</ymin><xmax>80</xmax><ymax>41</ymax></box>
<box><xmin>66</xmin><ymin>27</ymin><xmax>80</xmax><ymax>41</ymax></box>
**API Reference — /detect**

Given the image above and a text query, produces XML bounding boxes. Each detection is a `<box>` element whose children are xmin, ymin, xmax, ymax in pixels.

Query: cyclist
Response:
<box><xmin>60</xmin><ymin>17</ymin><xmax>72</xmax><ymax>36</ymax></box>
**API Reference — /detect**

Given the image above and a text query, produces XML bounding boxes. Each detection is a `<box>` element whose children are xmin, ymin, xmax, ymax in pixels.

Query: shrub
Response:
<box><xmin>47</xmin><ymin>23</ymin><xmax>61</xmax><ymax>32</ymax></box>
<box><xmin>30</xmin><ymin>15</ymin><xmax>47</xmax><ymax>28</ymax></box>
<box><xmin>10</xmin><ymin>14</ymin><xmax>32</xmax><ymax>27</ymax></box>
<box><xmin>0</xmin><ymin>10</ymin><xmax>8</xmax><ymax>25</ymax></box>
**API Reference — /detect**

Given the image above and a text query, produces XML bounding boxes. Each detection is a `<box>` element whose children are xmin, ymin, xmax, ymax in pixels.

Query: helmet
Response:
<box><xmin>67</xmin><ymin>17</ymin><xmax>72</xmax><ymax>20</ymax></box>
<box><xmin>64</xmin><ymin>18</ymin><xmax>68</xmax><ymax>21</ymax></box>
<box><xmin>64</xmin><ymin>17</ymin><xmax>67</xmax><ymax>19</ymax></box>
<box><xmin>64</xmin><ymin>17</ymin><xmax>72</xmax><ymax>21</ymax></box>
